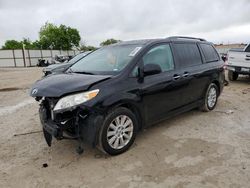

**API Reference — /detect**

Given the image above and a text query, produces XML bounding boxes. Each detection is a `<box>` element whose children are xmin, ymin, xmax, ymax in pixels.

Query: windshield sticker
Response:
<box><xmin>129</xmin><ymin>47</ymin><xmax>142</xmax><ymax>57</ymax></box>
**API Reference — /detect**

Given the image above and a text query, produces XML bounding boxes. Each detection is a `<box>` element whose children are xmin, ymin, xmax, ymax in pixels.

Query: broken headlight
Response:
<box><xmin>53</xmin><ymin>89</ymin><xmax>99</xmax><ymax>111</ymax></box>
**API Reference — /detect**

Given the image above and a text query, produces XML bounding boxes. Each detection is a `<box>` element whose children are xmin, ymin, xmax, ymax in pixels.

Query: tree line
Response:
<box><xmin>1</xmin><ymin>22</ymin><xmax>121</xmax><ymax>51</ymax></box>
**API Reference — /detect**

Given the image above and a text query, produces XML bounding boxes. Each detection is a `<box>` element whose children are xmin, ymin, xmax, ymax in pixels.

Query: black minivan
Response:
<box><xmin>30</xmin><ymin>36</ymin><xmax>225</xmax><ymax>155</ymax></box>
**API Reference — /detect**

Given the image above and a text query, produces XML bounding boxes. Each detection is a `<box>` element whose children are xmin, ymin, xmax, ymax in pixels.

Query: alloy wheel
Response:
<box><xmin>106</xmin><ymin>115</ymin><xmax>134</xmax><ymax>150</ymax></box>
<box><xmin>207</xmin><ymin>87</ymin><xmax>217</xmax><ymax>108</ymax></box>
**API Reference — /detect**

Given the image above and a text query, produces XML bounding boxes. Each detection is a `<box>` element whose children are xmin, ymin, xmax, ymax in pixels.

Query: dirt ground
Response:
<box><xmin>0</xmin><ymin>67</ymin><xmax>250</xmax><ymax>188</ymax></box>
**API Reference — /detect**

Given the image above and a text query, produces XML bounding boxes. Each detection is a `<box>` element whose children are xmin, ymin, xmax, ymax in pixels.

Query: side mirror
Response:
<box><xmin>143</xmin><ymin>63</ymin><xmax>162</xmax><ymax>76</ymax></box>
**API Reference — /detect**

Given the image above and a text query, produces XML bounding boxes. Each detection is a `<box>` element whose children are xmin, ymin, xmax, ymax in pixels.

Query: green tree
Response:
<box><xmin>2</xmin><ymin>40</ymin><xmax>23</xmax><ymax>49</ymax></box>
<box><xmin>22</xmin><ymin>38</ymin><xmax>37</xmax><ymax>49</ymax></box>
<box><xmin>32</xmin><ymin>40</ymin><xmax>42</xmax><ymax>49</ymax></box>
<box><xmin>39</xmin><ymin>22</ymin><xmax>81</xmax><ymax>50</ymax></box>
<box><xmin>100</xmin><ymin>38</ymin><xmax>121</xmax><ymax>46</ymax></box>
<box><xmin>2</xmin><ymin>38</ymin><xmax>37</xmax><ymax>49</ymax></box>
<box><xmin>79</xmin><ymin>45</ymin><xmax>97</xmax><ymax>51</ymax></box>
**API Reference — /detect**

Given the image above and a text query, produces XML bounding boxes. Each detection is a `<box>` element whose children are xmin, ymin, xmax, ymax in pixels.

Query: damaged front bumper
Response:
<box><xmin>38</xmin><ymin>97</ymin><xmax>104</xmax><ymax>154</ymax></box>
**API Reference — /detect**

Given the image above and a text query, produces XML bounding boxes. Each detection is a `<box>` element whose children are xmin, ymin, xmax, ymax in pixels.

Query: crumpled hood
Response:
<box><xmin>30</xmin><ymin>73</ymin><xmax>111</xmax><ymax>97</ymax></box>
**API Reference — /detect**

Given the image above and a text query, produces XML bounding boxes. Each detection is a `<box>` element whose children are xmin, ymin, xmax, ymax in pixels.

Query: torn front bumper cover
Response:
<box><xmin>42</xmin><ymin>120</ymin><xmax>64</xmax><ymax>146</ymax></box>
<box><xmin>39</xmin><ymin>105</ymin><xmax>78</xmax><ymax>147</ymax></box>
<box><xmin>38</xmin><ymin>101</ymin><xmax>104</xmax><ymax>153</ymax></box>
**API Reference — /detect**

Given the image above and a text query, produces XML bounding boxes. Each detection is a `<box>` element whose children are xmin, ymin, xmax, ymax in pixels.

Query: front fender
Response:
<box><xmin>102</xmin><ymin>91</ymin><xmax>141</xmax><ymax>108</ymax></box>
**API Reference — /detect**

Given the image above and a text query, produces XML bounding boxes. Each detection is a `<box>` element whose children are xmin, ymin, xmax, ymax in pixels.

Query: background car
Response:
<box><xmin>227</xmin><ymin>43</ymin><xmax>250</xmax><ymax>80</ymax></box>
<box><xmin>43</xmin><ymin>51</ymin><xmax>91</xmax><ymax>76</ymax></box>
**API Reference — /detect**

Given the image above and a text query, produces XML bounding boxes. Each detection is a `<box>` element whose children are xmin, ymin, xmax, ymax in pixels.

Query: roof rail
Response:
<box><xmin>167</xmin><ymin>36</ymin><xmax>207</xmax><ymax>42</ymax></box>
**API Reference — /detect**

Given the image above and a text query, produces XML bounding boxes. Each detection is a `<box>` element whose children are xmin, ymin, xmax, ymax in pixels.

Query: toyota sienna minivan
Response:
<box><xmin>30</xmin><ymin>36</ymin><xmax>225</xmax><ymax>155</ymax></box>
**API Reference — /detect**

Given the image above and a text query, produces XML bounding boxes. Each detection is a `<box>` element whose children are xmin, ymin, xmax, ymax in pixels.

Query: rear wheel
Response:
<box><xmin>200</xmin><ymin>83</ymin><xmax>218</xmax><ymax>112</ymax></box>
<box><xmin>99</xmin><ymin>107</ymin><xmax>138</xmax><ymax>155</ymax></box>
<box><xmin>228</xmin><ymin>70</ymin><xmax>238</xmax><ymax>81</ymax></box>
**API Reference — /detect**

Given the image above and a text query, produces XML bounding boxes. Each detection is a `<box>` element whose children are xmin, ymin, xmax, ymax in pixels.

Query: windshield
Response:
<box><xmin>68</xmin><ymin>52</ymin><xmax>90</xmax><ymax>64</ymax></box>
<box><xmin>70</xmin><ymin>45</ymin><xmax>142</xmax><ymax>75</ymax></box>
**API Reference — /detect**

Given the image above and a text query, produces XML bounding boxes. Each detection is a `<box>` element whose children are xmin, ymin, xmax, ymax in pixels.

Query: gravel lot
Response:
<box><xmin>0</xmin><ymin>67</ymin><xmax>250</xmax><ymax>188</ymax></box>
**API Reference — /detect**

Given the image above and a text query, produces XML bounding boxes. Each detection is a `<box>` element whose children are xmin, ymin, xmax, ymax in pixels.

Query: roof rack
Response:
<box><xmin>167</xmin><ymin>36</ymin><xmax>207</xmax><ymax>42</ymax></box>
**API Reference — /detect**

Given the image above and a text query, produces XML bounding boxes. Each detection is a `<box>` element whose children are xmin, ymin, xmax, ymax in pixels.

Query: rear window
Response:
<box><xmin>200</xmin><ymin>44</ymin><xmax>219</xmax><ymax>62</ymax></box>
<box><xmin>172</xmin><ymin>43</ymin><xmax>202</xmax><ymax>67</ymax></box>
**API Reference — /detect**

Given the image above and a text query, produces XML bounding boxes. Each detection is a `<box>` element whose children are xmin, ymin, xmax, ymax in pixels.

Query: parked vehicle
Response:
<box><xmin>227</xmin><ymin>44</ymin><xmax>250</xmax><ymax>81</ymax></box>
<box><xmin>30</xmin><ymin>36</ymin><xmax>225</xmax><ymax>155</ymax></box>
<box><xmin>43</xmin><ymin>51</ymin><xmax>91</xmax><ymax>76</ymax></box>
<box><xmin>37</xmin><ymin>54</ymin><xmax>73</xmax><ymax>68</ymax></box>
<box><xmin>53</xmin><ymin>54</ymin><xmax>72</xmax><ymax>63</ymax></box>
<box><xmin>37</xmin><ymin>59</ymin><xmax>50</xmax><ymax>67</ymax></box>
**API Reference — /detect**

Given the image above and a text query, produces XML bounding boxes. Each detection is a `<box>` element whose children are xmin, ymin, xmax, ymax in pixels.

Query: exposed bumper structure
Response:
<box><xmin>38</xmin><ymin>98</ymin><xmax>104</xmax><ymax>154</ymax></box>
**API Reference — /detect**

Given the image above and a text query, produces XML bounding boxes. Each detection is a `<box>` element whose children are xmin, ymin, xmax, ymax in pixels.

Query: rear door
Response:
<box><xmin>171</xmin><ymin>42</ymin><xmax>208</xmax><ymax>105</ymax></box>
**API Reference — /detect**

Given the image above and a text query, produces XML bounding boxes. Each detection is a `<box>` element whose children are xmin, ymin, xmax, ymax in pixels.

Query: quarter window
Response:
<box><xmin>143</xmin><ymin>44</ymin><xmax>174</xmax><ymax>72</ymax></box>
<box><xmin>200</xmin><ymin>44</ymin><xmax>219</xmax><ymax>62</ymax></box>
<box><xmin>172</xmin><ymin>43</ymin><xmax>202</xmax><ymax>67</ymax></box>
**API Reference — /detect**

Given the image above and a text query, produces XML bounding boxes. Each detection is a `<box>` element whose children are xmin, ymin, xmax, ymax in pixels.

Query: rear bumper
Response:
<box><xmin>227</xmin><ymin>65</ymin><xmax>250</xmax><ymax>74</ymax></box>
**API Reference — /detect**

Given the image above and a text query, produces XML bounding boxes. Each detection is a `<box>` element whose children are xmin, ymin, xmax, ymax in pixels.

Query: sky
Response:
<box><xmin>0</xmin><ymin>0</ymin><xmax>250</xmax><ymax>47</ymax></box>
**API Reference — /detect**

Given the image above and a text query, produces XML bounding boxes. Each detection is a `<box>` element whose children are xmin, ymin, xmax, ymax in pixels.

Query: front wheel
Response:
<box><xmin>200</xmin><ymin>83</ymin><xmax>219</xmax><ymax>112</ymax></box>
<box><xmin>98</xmin><ymin>107</ymin><xmax>138</xmax><ymax>155</ymax></box>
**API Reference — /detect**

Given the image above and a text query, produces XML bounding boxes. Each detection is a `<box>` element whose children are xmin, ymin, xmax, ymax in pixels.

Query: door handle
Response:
<box><xmin>182</xmin><ymin>72</ymin><xmax>189</xmax><ymax>77</ymax></box>
<box><xmin>173</xmin><ymin>74</ymin><xmax>181</xmax><ymax>80</ymax></box>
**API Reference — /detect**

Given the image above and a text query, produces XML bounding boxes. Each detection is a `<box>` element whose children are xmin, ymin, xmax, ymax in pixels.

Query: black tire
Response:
<box><xmin>200</xmin><ymin>83</ymin><xmax>219</xmax><ymax>112</ymax></box>
<box><xmin>98</xmin><ymin>107</ymin><xmax>138</xmax><ymax>155</ymax></box>
<box><xmin>228</xmin><ymin>70</ymin><xmax>238</xmax><ymax>81</ymax></box>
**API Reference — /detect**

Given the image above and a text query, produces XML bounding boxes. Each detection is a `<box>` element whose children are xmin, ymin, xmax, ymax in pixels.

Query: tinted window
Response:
<box><xmin>143</xmin><ymin>44</ymin><xmax>174</xmax><ymax>72</ymax></box>
<box><xmin>200</xmin><ymin>44</ymin><xmax>219</xmax><ymax>62</ymax></box>
<box><xmin>173</xmin><ymin>43</ymin><xmax>202</xmax><ymax>67</ymax></box>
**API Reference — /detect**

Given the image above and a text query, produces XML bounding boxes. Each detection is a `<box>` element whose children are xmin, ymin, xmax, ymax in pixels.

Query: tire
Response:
<box><xmin>98</xmin><ymin>107</ymin><xmax>138</xmax><ymax>155</ymax></box>
<box><xmin>228</xmin><ymin>70</ymin><xmax>238</xmax><ymax>81</ymax></box>
<box><xmin>200</xmin><ymin>83</ymin><xmax>219</xmax><ymax>112</ymax></box>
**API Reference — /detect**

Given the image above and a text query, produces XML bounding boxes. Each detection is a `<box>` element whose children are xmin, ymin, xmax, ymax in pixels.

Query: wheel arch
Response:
<box><xmin>211</xmin><ymin>80</ymin><xmax>221</xmax><ymax>95</ymax></box>
<box><xmin>107</xmin><ymin>101</ymin><xmax>144</xmax><ymax>131</ymax></box>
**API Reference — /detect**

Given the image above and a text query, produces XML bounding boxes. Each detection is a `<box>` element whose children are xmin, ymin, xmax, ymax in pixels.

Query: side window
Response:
<box><xmin>172</xmin><ymin>43</ymin><xmax>202</xmax><ymax>67</ymax></box>
<box><xmin>200</xmin><ymin>43</ymin><xmax>219</xmax><ymax>62</ymax></box>
<box><xmin>143</xmin><ymin>44</ymin><xmax>174</xmax><ymax>72</ymax></box>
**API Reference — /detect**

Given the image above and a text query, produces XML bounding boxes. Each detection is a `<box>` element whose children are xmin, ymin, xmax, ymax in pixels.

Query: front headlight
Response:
<box><xmin>53</xmin><ymin>89</ymin><xmax>99</xmax><ymax>111</ymax></box>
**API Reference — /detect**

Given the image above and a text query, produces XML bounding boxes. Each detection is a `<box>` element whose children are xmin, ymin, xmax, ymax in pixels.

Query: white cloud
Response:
<box><xmin>0</xmin><ymin>0</ymin><xmax>250</xmax><ymax>47</ymax></box>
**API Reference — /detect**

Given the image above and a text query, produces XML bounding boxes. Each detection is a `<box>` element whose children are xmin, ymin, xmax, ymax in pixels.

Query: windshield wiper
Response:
<box><xmin>73</xmin><ymin>71</ymin><xmax>95</xmax><ymax>75</ymax></box>
<box><xmin>67</xmin><ymin>67</ymin><xmax>94</xmax><ymax>75</ymax></box>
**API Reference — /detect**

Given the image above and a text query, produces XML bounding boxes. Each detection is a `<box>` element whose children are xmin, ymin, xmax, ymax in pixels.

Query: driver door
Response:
<box><xmin>139</xmin><ymin>43</ymin><xmax>187</xmax><ymax>125</ymax></box>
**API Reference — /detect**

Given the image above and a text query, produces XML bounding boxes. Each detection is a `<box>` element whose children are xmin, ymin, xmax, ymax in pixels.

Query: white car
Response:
<box><xmin>227</xmin><ymin>44</ymin><xmax>250</xmax><ymax>80</ymax></box>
